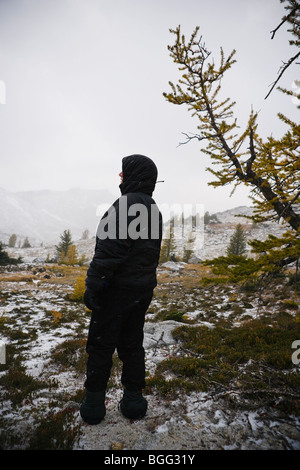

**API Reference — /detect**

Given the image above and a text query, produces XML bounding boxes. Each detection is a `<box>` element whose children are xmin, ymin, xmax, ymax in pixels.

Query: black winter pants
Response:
<box><xmin>84</xmin><ymin>287</ymin><xmax>153</xmax><ymax>393</ymax></box>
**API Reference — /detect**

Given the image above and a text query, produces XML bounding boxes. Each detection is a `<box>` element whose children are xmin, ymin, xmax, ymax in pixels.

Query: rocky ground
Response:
<box><xmin>79</xmin><ymin>320</ymin><xmax>300</xmax><ymax>451</ymax></box>
<box><xmin>80</xmin><ymin>390</ymin><xmax>300</xmax><ymax>450</ymax></box>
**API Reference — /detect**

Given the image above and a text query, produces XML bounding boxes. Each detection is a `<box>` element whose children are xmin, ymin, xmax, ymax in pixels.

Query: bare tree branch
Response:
<box><xmin>265</xmin><ymin>50</ymin><xmax>300</xmax><ymax>99</ymax></box>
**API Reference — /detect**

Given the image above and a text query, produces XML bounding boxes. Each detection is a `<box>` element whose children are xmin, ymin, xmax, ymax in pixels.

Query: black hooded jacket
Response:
<box><xmin>86</xmin><ymin>155</ymin><xmax>163</xmax><ymax>290</ymax></box>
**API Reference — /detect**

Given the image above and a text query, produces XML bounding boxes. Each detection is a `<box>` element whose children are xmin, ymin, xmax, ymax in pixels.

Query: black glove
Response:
<box><xmin>84</xmin><ymin>275</ymin><xmax>109</xmax><ymax>310</ymax></box>
<box><xmin>84</xmin><ymin>288</ymin><xmax>102</xmax><ymax>310</ymax></box>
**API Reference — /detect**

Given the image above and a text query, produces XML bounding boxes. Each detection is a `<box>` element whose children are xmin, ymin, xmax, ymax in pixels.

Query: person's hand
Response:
<box><xmin>84</xmin><ymin>275</ymin><xmax>109</xmax><ymax>310</ymax></box>
<box><xmin>84</xmin><ymin>288</ymin><xmax>102</xmax><ymax>310</ymax></box>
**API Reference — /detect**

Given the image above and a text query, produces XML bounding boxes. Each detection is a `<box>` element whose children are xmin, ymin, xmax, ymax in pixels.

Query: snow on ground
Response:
<box><xmin>78</xmin><ymin>384</ymin><xmax>300</xmax><ymax>450</ymax></box>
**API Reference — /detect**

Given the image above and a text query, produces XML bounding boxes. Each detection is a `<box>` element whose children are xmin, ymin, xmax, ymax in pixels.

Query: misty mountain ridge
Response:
<box><xmin>0</xmin><ymin>187</ymin><xmax>115</xmax><ymax>245</ymax></box>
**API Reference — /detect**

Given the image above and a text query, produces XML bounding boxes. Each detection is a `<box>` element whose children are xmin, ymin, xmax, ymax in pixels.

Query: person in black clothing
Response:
<box><xmin>80</xmin><ymin>154</ymin><xmax>162</xmax><ymax>425</ymax></box>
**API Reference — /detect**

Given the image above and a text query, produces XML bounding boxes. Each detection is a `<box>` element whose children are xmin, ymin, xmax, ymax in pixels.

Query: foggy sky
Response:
<box><xmin>0</xmin><ymin>0</ymin><xmax>298</xmax><ymax>213</ymax></box>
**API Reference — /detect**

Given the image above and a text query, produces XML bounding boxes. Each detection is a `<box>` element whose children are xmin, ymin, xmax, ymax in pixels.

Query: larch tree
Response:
<box><xmin>58</xmin><ymin>244</ymin><xmax>84</xmax><ymax>266</ymax></box>
<box><xmin>163</xmin><ymin>1</ymin><xmax>300</xmax><ymax>278</ymax></box>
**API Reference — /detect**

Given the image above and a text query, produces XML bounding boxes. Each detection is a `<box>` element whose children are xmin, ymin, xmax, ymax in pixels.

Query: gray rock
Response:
<box><xmin>143</xmin><ymin>320</ymin><xmax>186</xmax><ymax>349</ymax></box>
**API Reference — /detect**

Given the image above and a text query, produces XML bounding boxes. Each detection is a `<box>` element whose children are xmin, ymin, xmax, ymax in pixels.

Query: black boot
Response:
<box><xmin>119</xmin><ymin>389</ymin><xmax>148</xmax><ymax>419</ymax></box>
<box><xmin>80</xmin><ymin>390</ymin><xmax>106</xmax><ymax>425</ymax></box>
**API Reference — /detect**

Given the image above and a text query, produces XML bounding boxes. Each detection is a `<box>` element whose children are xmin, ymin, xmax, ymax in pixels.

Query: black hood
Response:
<box><xmin>119</xmin><ymin>154</ymin><xmax>158</xmax><ymax>196</ymax></box>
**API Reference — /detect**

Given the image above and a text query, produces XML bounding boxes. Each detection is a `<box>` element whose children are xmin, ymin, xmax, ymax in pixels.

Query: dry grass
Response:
<box><xmin>0</xmin><ymin>264</ymin><xmax>87</xmax><ymax>287</ymax></box>
<box><xmin>0</xmin><ymin>273</ymin><xmax>38</xmax><ymax>283</ymax></box>
<box><xmin>157</xmin><ymin>263</ymin><xmax>225</xmax><ymax>289</ymax></box>
<box><xmin>43</xmin><ymin>264</ymin><xmax>87</xmax><ymax>285</ymax></box>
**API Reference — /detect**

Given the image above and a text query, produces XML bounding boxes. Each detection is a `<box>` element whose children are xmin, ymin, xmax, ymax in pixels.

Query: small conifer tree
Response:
<box><xmin>159</xmin><ymin>223</ymin><xmax>177</xmax><ymax>263</ymax></box>
<box><xmin>8</xmin><ymin>234</ymin><xmax>17</xmax><ymax>248</ymax></box>
<box><xmin>81</xmin><ymin>229</ymin><xmax>89</xmax><ymax>240</ymax></box>
<box><xmin>0</xmin><ymin>242</ymin><xmax>22</xmax><ymax>265</ymax></box>
<box><xmin>0</xmin><ymin>242</ymin><xmax>11</xmax><ymax>265</ymax></box>
<box><xmin>182</xmin><ymin>231</ymin><xmax>195</xmax><ymax>262</ymax></box>
<box><xmin>55</xmin><ymin>230</ymin><xmax>73</xmax><ymax>260</ymax></box>
<box><xmin>22</xmin><ymin>237</ymin><xmax>31</xmax><ymax>248</ymax></box>
<box><xmin>227</xmin><ymin>224</ymin><xmax>247</xmax><ymax>256</ymax></box>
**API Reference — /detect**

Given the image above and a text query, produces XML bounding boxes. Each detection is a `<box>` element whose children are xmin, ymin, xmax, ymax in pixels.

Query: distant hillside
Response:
<box><xmin>0</xmin><ymin>187</ymin><xmax>115</xmax><ymax>245</ymax></box>
<box><xmin>0</xmin><ymin>185</ymin><xmax>288</xmax><ymax>260</ymax></box>
<box><xmin>212</xmin><ymin>205</ymin><xmax>253</xmax><ymax>224</ymax></box>
<box><xmin>167</xmin><ymin>205</ymin><xmax>286</xmax><ymax>261</ymax></box>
